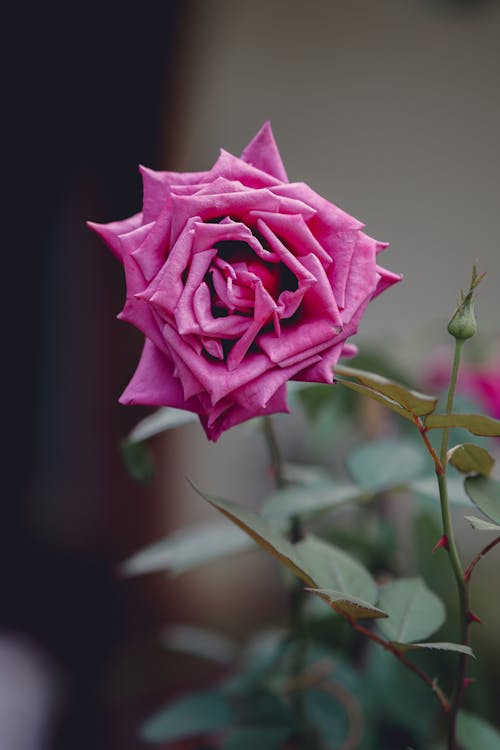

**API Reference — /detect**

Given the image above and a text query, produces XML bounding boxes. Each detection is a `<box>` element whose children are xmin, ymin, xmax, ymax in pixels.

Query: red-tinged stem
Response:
<box><xmin>414</xmin><ymin>417</ymin><xmax>444</xmax><ymax>474</ymax></box>
<box><xmin>347</xmin><ymin>617</ymin><xmax>450</xmax><ymax>713</ymax></box>
<box><xmin>464</xmin><ymin>536</ymin><xmax>500</xmax><ymax>583</ymax></box>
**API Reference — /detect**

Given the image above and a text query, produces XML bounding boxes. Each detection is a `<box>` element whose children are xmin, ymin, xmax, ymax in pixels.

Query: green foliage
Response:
<box><xmin>193</xmin><ymin>485</ymin><xmax>314</xmax><ymax>584</ymax></box>
<box><xmin>464</xmin><ymin>515</ymin><xmax>500</xmax><ymax>532</ymax></box>
<box><xmin>296</xmin><ymin>535</ymin><xmax>377</xmax><ymax>607</ymax></box>
<box><xmin>128</xmin><ymin>406</ymin><xmax>198</xmax><ymax>442</ymax></box>
<box><xmin>346</xmin><ymin>438</ymin><xmax>428</xmax><ymax>492</ymax></box>
<box><xmin>261</xmin><ymin>480</ymin><xmax>368</xmax><ymax>524</ymax></box>
<box><xmin>140</xmin><ymin>690</ymin><xmax>232</xmax><ymax>743</ymax></box>
<box><xmin>392</xmin><ymin>641</ymin><xmax>474</xmax><ymax>657</ymax></box>
<box><xmin>425</xmin><ymin>413</ymin><xmax>500</xmax><ymax>437</ymax></box>
<box><xmin>307</xmin><ymin>587</ymin><xmax>388</xmax><ymax>620</ymax></box>
<box><xmin>377</xmin><ymin>578</ymin><xmax>445</xmax><ymax>644</ymax></box>
<box><xmin>120</xmin><ymin>439</ymin><xmax>155</xmax><ymax>483</ymax></box>
<box><xmin>447</xmin><ymin>443</ymin><xmax>494</xmax><ymax>476</ymax></box>
<box><xmin>410</xmin><ymin>473</ymin><xmax>470</xmax><ymax>506</ymax></box>
<box><xmin>464</xmin><ymin>476</ymin><xmax>500</xmax><ymax>525</ymax></box>
<box><xmin>457</xmin><ymin>710</ymin><xmax>500</xmax><ymax>749</ymax></box>
<box><xmin>223</xmin><ymin>727</ymin><xmax>291</xmax><ymax>750</ymax></box>
<box><xmin>118</xmin><ymin>521</ymin><xmax>253</xmax><ymax>577</ymax></box>
<box><xmin>336</xmin><ymin>364</ymin><xmax>438</xmax><ymax>418</ymax></box>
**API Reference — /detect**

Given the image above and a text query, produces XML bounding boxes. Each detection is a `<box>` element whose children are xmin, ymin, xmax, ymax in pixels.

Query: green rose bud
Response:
<box><xmin>447</xmin><ymin>266</ymin><xmax>485</xmax><ymax>341</ymax></box>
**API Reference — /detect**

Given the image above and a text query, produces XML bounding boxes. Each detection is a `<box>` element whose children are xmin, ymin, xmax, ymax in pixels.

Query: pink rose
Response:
<box><xmin>424</xmin><ymin>346</ymin><xmax>500</xmax><ymax>420</ymax></box>
<box><xmin>89</xmin><ymin>123</ymin><xmax>401</xmax><ymax>440</ymax></box>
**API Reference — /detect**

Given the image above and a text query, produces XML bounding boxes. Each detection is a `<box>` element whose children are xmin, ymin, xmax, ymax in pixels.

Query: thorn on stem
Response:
<box><xmin>466</xmin><ymin>610</ymin><xmax>483</xmax><ymax>625</ymax></box>
<box><xmin>463</xmin><ymin>677</ymin><xmax>476</xmax><ymax>689</ymax></box>
<box><xmin>432</xmin><ymin>535</ymin><xmax>449</xmax><ymax>553</ymax></box>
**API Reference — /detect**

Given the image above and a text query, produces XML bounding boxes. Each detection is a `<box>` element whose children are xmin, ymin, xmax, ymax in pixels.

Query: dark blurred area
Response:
<box><xmin>2</xmin><ymin>0</ymin><xmax>499</xmax><ymax>748</ymax></box>
<box><xmin>3</xmin><ymin>4</ymin><xmax>188</xmax><ymax>748</ymax></box>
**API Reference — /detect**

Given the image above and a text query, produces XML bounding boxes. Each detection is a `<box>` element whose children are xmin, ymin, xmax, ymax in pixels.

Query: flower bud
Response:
<box><xmin>447</xmin><ymin>266</ymin><xmax>485</xmax><ymax>341</ymax></box>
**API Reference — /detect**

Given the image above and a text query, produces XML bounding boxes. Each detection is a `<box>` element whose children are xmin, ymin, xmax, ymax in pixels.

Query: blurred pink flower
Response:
<box><xmin>423</xmin><ymin>347</ymin><xmax>500</xmax><ymax>419</ymax></box>
<box><xmin>89</xmin><ymin>123</ymin><xmax>400</xmax><ymax>440</ymax></box>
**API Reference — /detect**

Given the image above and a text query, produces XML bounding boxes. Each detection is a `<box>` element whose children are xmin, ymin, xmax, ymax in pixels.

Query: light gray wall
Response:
<box><xmin>161</xmin><ymin>0</ymin><xmax>500</xmax><ymax>534</ymax></box>
<box><xmin>171</xmin><ymin>0</ymin><xmax>500</xmax><ymax>343</ymax></box>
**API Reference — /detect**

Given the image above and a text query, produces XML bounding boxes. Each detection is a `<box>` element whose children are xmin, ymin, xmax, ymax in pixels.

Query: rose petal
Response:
<box><xmin>240</xmin><ymin>121</ymin><xmax>288</xmax><ymax>182</ymax></box>
<box><xmin>119</xmin><ymin>340</ymin><xmax>191</xmax><ymax>409</ymax></box>
<box><xmin>162</xmin><ymin>322</ymin><xmax>275</xmax><ymax>406</ymax></box>
<box><xmin>87</xmin><ymin>213</ymin><xmax>143</xmax><ymax>260</ymax></box>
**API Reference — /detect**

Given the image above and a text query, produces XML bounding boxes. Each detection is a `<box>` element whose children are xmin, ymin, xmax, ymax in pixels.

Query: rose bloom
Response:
<box><xmin>424</xmin><ymin>346</ymin><xmax>500</xmax><ymax>420</ymax></box>
<box><xmin>89</xmin><ymin>123</ymin><xmax>401</xmax><ymax>440</ymax></box>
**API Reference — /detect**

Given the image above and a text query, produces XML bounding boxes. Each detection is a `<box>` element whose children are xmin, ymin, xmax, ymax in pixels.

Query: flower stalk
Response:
<box><xmin>261</xmin><ymin>416</ymin><xmax>317</xmax><ymax>749</ymax></box>
<box><xmin>434</xmin><ymin>337</ymin><xmax>470</xmax><ymax>750</ymax></box>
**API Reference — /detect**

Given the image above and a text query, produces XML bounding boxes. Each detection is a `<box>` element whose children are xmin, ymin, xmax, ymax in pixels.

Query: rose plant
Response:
<box><xmin>89</xmin><ymin>123</ymin><xmax>400</xmax><ymax>440</ymax></box>
<box><xmin>92</xmin><ymin>131</ymin><xmax>500</xmax><ymax>750</ymax></box>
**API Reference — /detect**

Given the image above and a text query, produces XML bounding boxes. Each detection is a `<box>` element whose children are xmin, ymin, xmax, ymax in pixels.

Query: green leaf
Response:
<box><xmin>464</xmin><ymin>475</ymin><xmax>500</xmax><ymax>524</ymax></box>
<box><xmin>306</xmin><ymin>587</ymin><xmax>388</xmax><ymax>620</ymax></box>
<box><xmin>118</xmin><ymin>521</ymin><xmax>254</xmax><ymax>577</ymax></box>
<box><xmin>425</xmin><ymin>413</ymin><xmax>500</xmax><ymax>437</ymax></box>
<box><xmin>192</xmin><ymin>483</ymin><xmax>314</xmax><ymax>585</ymax></box>
<box><xmin>223</xmin><ymin>727</ymin><xmax>292</xmax><ymax>750</ymax></box>
<box><xmin>261</xmin><ymin>480</ymin><xmax>368</xmax><ymax>524</ymax></box>
<box><xmin>347</xmin><ymin>438</ymin><xmax>428</xmax><ymax>492</ymax></box>
<box><xmin>410</xmin><ymin>473</ymin><xmax>470</xmax><ymax>505</ymax></box>
<box><xmin>335</xmin><ymin>365</ymin><xmax>438</xmax><ymax>416</ymax></box>
<box><xmin>335</xmin><ymin>377</ymin><xmax>414</xmax><ymax>422</ymax></box>
<box><xmin>457</xmin><ymin>710</ymin><xmax>500</xmax><ymax>749</ymax></box>
<box><xmin>140</xmin><ymin>690</ymin><xmax>232</xmax><ymax>743</ymax></box>
<box><xmin>391</xmin><ymin>641</ymin><xmax>474</xmax><ymax>656</ymax></box>
<box><xmin>304</xmin><ymin>687</ymin><xmax>354</xmax><ymax>748</ymax></box>
<box><xmin>447</xmin><ymin>443</ymin><xmax>494</xmax><ymax>476</ymax></box>
<box><xmin>464</xmin><ymin>515</ymin><xmax>500</xmax><ymax>532</ymax></box>
<box><xmin>162</xmin><ymin>625</ymin><xmax>237</xmax><ymax>664</ymax></box>
<box><xmin>128</xmin><ymin>406</ymin><xmax>197</xmax><ymax>443</ymax></box>
<box><xmin>296</xmin><ymin>535</ymin><xmax>378</xmax><ymax>607</ymax></box>
<box><xmin>120</xmin><ymin>440</ymin><xmax>155</xmax><ymax>483</ymax></box>
<box><xmin>377</xmin><ymin>578</ymin><xmax>445</xmax><ymax>643</ymax></box>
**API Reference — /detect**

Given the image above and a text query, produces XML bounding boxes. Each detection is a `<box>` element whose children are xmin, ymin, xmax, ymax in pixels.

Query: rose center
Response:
<box><xmin>214</xmin><ymin>240</ymin><xmax>281</xmax><ymax>298</ymax></box>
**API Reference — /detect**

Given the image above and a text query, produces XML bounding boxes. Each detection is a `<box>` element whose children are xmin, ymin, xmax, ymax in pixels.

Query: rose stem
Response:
<box><xmin>434</xmin><ymin>339</ymin><xmax>470</xmax><ymax>750</ymax></box>
<box><xmin>464</xmin><ymin>536</ymin><xmax>500</xmax><ymax>583</ymax></box>
<box><xmin>261</xmin><ymin>416</ymin><xmax>316</xmax><ymax>748</ymax></box>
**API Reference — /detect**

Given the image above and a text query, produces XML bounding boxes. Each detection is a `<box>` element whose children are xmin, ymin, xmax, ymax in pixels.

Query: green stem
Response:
<box><xmin>435</xmin><ymin>339</ymin><xmax>470</xmax><ymax>750</ymax></box>
<box><xmin>261</xmin><ymin>417</ymin><xmax>316</xmax><ymax>748</ymax></box>
<box><xmin>262</xmin><ymin>415</ymin><xmax>286</xmax><ymax>488</ymax></box>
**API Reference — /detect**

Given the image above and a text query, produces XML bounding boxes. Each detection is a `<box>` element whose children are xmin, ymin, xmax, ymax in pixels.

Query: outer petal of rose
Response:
<box><xmin>209</xmin><ymin>149</ymin><xmax>282</xmax><ymax>188</ymax></box>
<box><xmin>143</xmin><ymin>218</ymin><xmax>199</xmax><ymax>317</ymax></box>
<box><xmin>372</xmin><ymin>264</ymin><xmax>403</xmax><ymax>299</ymax></box>
<box><xmin>140</xmin><ymin>165</ymin><xmax>210</xmax><ymax>219</ymax></box>
<box><xmin>119</xmin><ymin>339</ymin><xmax>190</xmax><ymax>409</ymax></box>
<box><xmin>168</xmin><ymin>346</ymin><xmax>207</xmax><ymax>401</ymax></box>
<box><xmin>130</xmin><ymin>205</ymin><xmax>172</xmax><ymax>282</ymax></box>
<box><xmin>240</xmin><ymin>121</ymin><xmax>288</xmax><ymax>182</ymax></box>
<box><xmin>293</xmin><ymin>342</ymin><xmax>345</xmax><ymax>383</ymax></box>
<box><xmin>87</xmin><ymin>213</ymin><xmax>143</xmax><ymax>260</ymax></box>
<box><xmin>162</xmin><ymin>323</ymin><xmax>275</xmax><ymax>405</ymax></box>
<box><xmin>272</xmin><ymin>183</ymin><xmax>363</xmax><ymax>233</ymax></box>
<box><xmin>116</xmin><ymin>230</ymin><xmax>167</xmax><ymax>353</ymax></box>
<box><xmin>339</xmin><ymin>232</ymin><xmax>378</xmax><ymax>323</ymax></box>
<box><xmin>201</xmin><ymin>385</ymin><xmax>289</xmax><ymax>442</ymax></box>
<box><xmin>341</xmin><ymin>342</ymin><xmax>358</xmax><ymax>358</ymax></box>
<box><xmin>231</xmin><ymin>353</ymin><xmax>322</xmax><ymax>411</ymax></box>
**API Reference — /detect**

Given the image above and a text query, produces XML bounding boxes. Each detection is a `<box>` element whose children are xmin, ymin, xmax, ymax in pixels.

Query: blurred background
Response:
<box><xmin>4</xmin><ymin>0</ymin><xmax>500</xmax><ymax>748</ymax></box>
